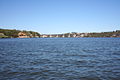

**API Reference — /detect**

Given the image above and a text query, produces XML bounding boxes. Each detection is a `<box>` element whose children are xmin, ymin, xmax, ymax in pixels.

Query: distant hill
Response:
<box><xmin>86</xmin><ymin>30</ymin><xmax>120</xmax><ymax>37</ymax></box>
<box><xmin>0</xmin><ymin>29</ymin><xmax>40</xmax><ymax>38</ymax></box>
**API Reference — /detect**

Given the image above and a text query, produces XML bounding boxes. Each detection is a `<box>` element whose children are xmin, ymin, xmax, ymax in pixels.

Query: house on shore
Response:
<box><xmin>18</xmin><ymin>32</ymin><xmax>30</xmax><ymax>38</ymax></box>
<box><xmin>0</xmin><ymin>33</ymin><xmax>8</xmax><ymax>38</ymax></box>
<box><xmin>40</xmin><ymin>34</ymin><xmax>48</xmax><ymax>38</ymax></box>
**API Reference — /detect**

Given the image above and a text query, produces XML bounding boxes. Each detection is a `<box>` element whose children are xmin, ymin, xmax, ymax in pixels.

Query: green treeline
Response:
<box><xmin>0</xmin><ymin>29</ymin><xmax>40</xmax><ymax>38</ymax></box>
<box><xmin>0</xmin><ymin>28</ymin><xmax>120</xmax><ymax>38</ymax></box>
<box><xmin>85</xmin><ymin>30</ymin><xmax>120</xmax><ymax>37</ymax></box>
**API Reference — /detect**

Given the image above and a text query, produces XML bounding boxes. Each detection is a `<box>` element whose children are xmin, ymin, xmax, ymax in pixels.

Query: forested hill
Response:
<box><xmin>0</xmin><ymin>29</ymin><xmax>40</xmax><ymax>38</ymax></box>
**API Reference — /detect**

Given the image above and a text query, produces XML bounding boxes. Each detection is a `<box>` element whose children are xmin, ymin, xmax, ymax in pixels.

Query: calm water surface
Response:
<box><xmin>0</xmin><ymin>38</ymin><xmax>120</xmax><ymax>80</ymax></box>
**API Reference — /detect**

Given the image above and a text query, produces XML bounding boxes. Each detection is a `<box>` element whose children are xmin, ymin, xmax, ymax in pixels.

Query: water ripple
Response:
<box><xmin>0</xmin><ymin>38</ymin><xmax>120</xmax><ymax>80</ymax></box>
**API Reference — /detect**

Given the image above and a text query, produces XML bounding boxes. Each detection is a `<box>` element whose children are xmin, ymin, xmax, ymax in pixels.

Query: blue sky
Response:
<box><xmin>0</xmin><ymin>0</ymin><xmax>120</xmax><ymax>34</ymax></box>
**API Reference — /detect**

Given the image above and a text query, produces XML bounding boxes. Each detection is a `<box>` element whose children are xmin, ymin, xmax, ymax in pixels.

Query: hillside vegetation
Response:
<box><xmin>0</xmin><ymin>28</ymin><xmax>120</xmax><ymax>38</ymax></box>
<box><xmin>0</xmin><ymin>29</ymin><xmax>40</xmax><ymax>38</ymax></box>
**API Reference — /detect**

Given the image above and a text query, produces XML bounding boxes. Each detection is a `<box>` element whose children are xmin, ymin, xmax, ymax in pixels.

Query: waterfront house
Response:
<box><xmin>18</xmin><ymin>32</ymin><xmax>30</xmax><ymax>38</ymax></box>
<box><xmin>41</xmin><ymin>34</ymin><xmax>48</xmax><ymax>38</ymax></box>
<box><xmin>0</xmin><ymin>33</ymin><xmax>8</xmax><ymax>38</ymax></box>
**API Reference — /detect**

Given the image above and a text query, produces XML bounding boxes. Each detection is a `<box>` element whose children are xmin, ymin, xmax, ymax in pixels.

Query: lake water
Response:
<box><xmin>0</xmin><ymin>38</ymin><xmax>120</xmax><ymax>80</ymax></box>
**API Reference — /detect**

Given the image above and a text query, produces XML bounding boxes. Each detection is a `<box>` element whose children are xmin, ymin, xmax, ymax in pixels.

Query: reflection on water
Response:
<box><xmin>0</xmin><ymin>38</ymin><xmax>120</xmax><ymax>80</ymax></box>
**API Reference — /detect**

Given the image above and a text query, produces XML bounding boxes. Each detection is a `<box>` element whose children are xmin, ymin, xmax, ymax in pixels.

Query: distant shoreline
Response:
<box><xmin>0</xmin><ymin>29</ymin><xmax>120</xmax><ymax>38</ymax></box>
